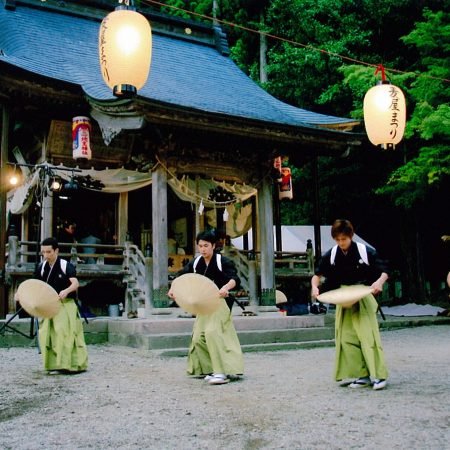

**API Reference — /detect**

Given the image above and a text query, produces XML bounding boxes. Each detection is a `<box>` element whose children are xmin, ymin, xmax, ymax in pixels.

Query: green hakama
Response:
<box><xmin>39</xmin><ymin>298</ymin><xmax>88</xmax><ymax>372</ymax></box>
<box><xmin>187</xmin><ymin>299</ymin><xmax>244</xmax><ymax>377</ymax></box>
<box><xmin>334</xmin><ymin>293</ymin><xmax>388</xmax><ymax>381</ymax></box>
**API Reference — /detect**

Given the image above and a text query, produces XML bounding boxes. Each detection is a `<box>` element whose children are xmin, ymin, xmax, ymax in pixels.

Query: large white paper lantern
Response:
<box><xmin>99</xmin><ymin>4</ymin><xmax>152</xmax><ymax>98</ymax></box>
<box><xmin>363</xmin><ymin>81</ymin><xmax>406</xmax><ymax>149</ymax></box>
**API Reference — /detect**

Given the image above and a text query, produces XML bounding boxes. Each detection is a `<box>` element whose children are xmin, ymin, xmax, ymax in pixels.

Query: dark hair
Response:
<box><xmin>196</xmin><ymin>230</ymin><xmax>217</xmax><ymax>244</ymax></box>
<box><xmin>331</xmin><ymin>219</ymin><xmax>354</xmax><ymax>239</ymax></box>
<box><xmin>41</xmin><ymin>237</ymin><xmax>59</xmax><ymax>250</ymax></box>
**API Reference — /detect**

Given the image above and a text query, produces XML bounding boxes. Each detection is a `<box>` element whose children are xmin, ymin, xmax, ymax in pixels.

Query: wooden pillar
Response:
<box><xmin>21</xmin><ymin>212</ymin><xmax>29</xmax><ymax>263</ymax></box>
<box><xmin>257</xmin><ymin>176</ymin><xmax>275</xmax><ymax>307</ymax></box>
<box><xmin>117</xmin><ymin>192</ymin><xmax>128</xmax><ymax>245</ymax></box>
<box><xmin>194</xmin><ymin>176</ymin><xmax>203</xmax><ymax>247</ymax></box>
<box><xmin>251</xmin><ymin>195</ymin><xmax>257</xmax><ymax>252</ymax></box>
<box><xmin>151</xmin><ymin>165</ymin><xmax>169</xmax><ymax>310</ymax></box>
<box><xmin>273</xmin><ymin>182</ymin><xmax>282</xmax><ymax>252</ymax></box>
<box><xmin>42</xmin><ymin>190</ymin><xmax>53</xmax><ymax>240</ymax></box>
<box><xmin>0</xmin><ymin>104</ymin><xmax>10</xmax><ymax>317</ymax></box>
<box><xmin>312</xmin><ymin>154</ymin><xmax>322</xmax><ymax>258</ymax></box>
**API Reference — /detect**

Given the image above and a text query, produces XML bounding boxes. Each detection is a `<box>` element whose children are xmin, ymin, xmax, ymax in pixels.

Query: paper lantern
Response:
<box><xmin>363</xmin><ymin>81</ymin><xmax>406</xmax><ymax>149</ymax></box>
<box><xmin>279</xmin><ymin>167</ymin><xmax>293</xmax><ymax>200</ymax></box>
<box><xmin>72</xmin><ymin>116</ymin><xmax>92</xmax><ymax>160</ymax></box>
<box><xmin>99</xmin><ymin>4</ymin><xmax>152</xmax><ymax>98</ymax></box>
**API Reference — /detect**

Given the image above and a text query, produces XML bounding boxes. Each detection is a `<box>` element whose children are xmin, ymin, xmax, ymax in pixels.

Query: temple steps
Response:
<box><xmin>0</xmin><ymin>311</ymin><xmax>336</xmax><ymax>351</ymax></box>
<box><xmin>3</xmin><ymin>313</ymin><xmax>447</xmax><ymax>351</ymax></box>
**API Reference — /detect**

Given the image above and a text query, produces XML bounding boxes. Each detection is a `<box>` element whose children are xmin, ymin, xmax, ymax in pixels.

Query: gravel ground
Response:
<box><xmin>1</xmin><ymin>325</ymin><xmax>449</xmax><ymax>450</ymax></box>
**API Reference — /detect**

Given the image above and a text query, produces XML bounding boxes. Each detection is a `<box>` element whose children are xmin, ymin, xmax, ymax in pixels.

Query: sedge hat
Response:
<box><xmin>16</xmin><ymin>279</ymin><xmax>60</xmax><ymax>318</ymax></box>
<box><xmin>317</xmin><ymin>285</ymin><xmax>374</xmax><ymax>308</ymax></box>
<box><xmin>170</xmin><ymin>273</ymin><xmax>222</xmax><ymax>315</ymax></box>
<box><xmin>275</xmin><ymin>290</ymin><xmax>288</xmax><ymax>305</ymax></box>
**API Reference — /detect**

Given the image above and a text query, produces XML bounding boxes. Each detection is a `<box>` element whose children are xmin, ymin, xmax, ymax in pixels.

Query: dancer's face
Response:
<box><xmin>334</xmin><ymin>233</ymin><xmax>352</xmax><ymax>252</ymax></box>
<box><xmin>197</xmin><ymin>239</ymin><xmax>215</xmax><ymax>261</ymax></box>
<box><xmin>41</xmin><ymin>245</ymin><xmax>58</xmax><ymax>265</ymax></box>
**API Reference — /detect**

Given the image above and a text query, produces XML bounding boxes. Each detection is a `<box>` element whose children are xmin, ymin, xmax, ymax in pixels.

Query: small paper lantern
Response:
<box><xmin>72</xmin><ymin>116</ymin><xmax>92</xmax><ymax>160</ymax></box>
<box><xmin>279</xmin><ymin>167</ymin><xmax>293</xmax><ymax>200</ymax></box>
<box><xmin>99</xmin><ymin>5</ymin><xmax>152</xmax><ymax>98</ymax></box>
<box><xmin>363</xmin><ymin>81</ymin><xmax>406</xmax><ymax>149</ymax></box>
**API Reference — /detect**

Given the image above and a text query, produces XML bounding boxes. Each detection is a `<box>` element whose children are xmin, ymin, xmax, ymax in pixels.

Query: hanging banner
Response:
<box><xmin>279</xmin><ymin>167</ymin><xmax>293</xmax><ymax>200</ymax></box>
<box><xmin>72</xmin><ymin>116</ymin><xmax>92</xmax><ymax>160</ymax></box>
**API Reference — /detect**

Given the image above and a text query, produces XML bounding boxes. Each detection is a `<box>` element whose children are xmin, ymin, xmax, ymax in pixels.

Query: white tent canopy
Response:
<box><xmin>231</xmin><ymin>225</ymin><xmax>374</xmax><ymax>255</ymax></box>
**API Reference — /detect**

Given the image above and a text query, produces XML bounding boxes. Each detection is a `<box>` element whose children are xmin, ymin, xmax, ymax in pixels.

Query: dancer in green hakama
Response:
<box><xmin>34</xmin><ymin>237</ymin><xmax>88</xmax><ymax>373</ymax></box>
<box><xmin>334</xmin><ymin>294</ymin><xmax>388</xmax><ymax>382</ymax></box>
<box><xmin>311</xmin><ymin>220</ymin><xmax>389</xmax><ymax>390</ymax></box>
<box><xmin>169</xmin><ymin>230</ymin><xmax>243</xmax><ymax>385</ymax></box>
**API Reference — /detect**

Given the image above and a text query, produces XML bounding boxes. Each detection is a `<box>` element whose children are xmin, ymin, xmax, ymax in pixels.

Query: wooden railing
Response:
<box><xmin>273</xmin><ymin>249</ymin><xmax>315</xmax><ymax>277</ymax></box>
<box><xmin>224</xmin><ymin>246</ymin><xmax>315</xmax><ymax>307</ymax></box>
<box><xmin>122</xmin><ymin>243</ymin><xmax>152</xmax><ymax>314</ymax></box>
<box><xmin>6</xmin><ymin>237</ymin><xmax>125</xmax><ymax>274</ymax></box>
<box><xmin>228</xmin><ymin>248</ymin><xmax>315</xmax><ymax>278</ymax></box>
<box><xmin>5</xmin><ymin>237</ymin><xmax>128</xmax><ymax>313</ymax></box>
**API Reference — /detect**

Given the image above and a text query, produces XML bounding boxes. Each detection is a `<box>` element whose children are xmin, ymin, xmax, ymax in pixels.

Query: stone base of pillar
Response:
<box><xmin>149</xmin><ymin>307</ymin><xmax>172</xmax><ymax>316</ymax></box>
<box><xmin>258</xmin><ymin>305</ymin><xmax>279</xmax><ymax>313</ymax></box>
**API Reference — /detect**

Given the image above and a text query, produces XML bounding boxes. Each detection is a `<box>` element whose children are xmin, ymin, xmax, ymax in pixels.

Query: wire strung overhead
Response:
<box><xmin>140</xmin><ymin>0</ymin><xmax>450</xmax><ymax>84</ymax></box>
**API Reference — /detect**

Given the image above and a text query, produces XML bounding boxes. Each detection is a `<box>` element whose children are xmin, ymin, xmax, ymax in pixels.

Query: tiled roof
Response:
<box><xmin>0</xmin><ymin>2</ymin><xmax>358</xmax><ymax>131</ymax></box>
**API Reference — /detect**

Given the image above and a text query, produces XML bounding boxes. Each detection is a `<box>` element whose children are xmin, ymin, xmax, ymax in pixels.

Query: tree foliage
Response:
<box><xmin>155</xmin><ymin>0</ymin><xmax>450</xmax><ymax>299</ymax></box>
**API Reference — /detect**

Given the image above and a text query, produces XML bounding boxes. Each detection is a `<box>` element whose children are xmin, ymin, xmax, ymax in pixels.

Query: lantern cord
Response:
<box><xmin>141</xmin><ymin>0</ymin><xmax>450</xmax><ymax>84</ymax></box>
<box><xmin>374</xmin><ymin>64</ymin><xmax>387</xmax><ymax>82</ymax></box>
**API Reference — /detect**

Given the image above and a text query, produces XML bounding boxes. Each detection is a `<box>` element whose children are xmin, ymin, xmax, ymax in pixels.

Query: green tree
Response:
<box><xmin>332</xmin><ymin>9</ymin><xmax>450</xmax><ymax>300</ymax></box>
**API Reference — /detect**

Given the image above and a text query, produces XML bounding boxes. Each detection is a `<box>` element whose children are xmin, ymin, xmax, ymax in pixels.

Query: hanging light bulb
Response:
<box><xmin>8</xmin><ymin>166</ymin><xmax>20</xmax><ymax>186</ymax></box>
<box><xmin>198</xmin><ymin>199</ymin><xmax>204</xmax><ymax>215</ymax></box>
<box><xmin>8</xmin><ymin>164</ymin><xmax>21</xmax><ymax>187</ymax></box>
<box><xmin>9</xmin><ymin>175</ymin><xmax>19</xmax><ymax>186</ymax></box>
<box><xmin>99</xmin><ymin>0</ymin><xmax>152</xmax><ymax>98</ymax></box>
<box><xmin>50</xmin><ymin>177</ymin><xmax>63</xmax><ymax>192</ymax></box>
<box><xmin>363</xmin><ymin>64</ymin><xmax>406</xmax><ymax>150</ymax></box>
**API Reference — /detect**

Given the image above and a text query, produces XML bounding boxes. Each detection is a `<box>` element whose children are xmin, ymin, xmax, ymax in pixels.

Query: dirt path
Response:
<box><xmin>1</xmin><ymin>325</ymin><xmax>449</xmax><ymax>449</ymax></box>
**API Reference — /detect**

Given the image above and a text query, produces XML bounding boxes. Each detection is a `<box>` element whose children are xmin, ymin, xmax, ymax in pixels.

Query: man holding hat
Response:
<box><xmin>32</xmin><ymin>237</ymin><xmax>88</xmax><ymax>373</ymax></box>
<box><xmin>311</xmin><ymin>219</ymin><xmax>389</xmax><ymax>390</ymax></box>
<box><xmin>168</xmin><ymin>230</ymin><xmax>243</xmax><ymax>385</ymax></box>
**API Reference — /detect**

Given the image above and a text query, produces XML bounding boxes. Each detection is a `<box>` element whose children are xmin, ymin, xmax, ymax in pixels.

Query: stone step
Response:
<box><xmin>159</xmin><ymin>339</ymin><xmax>335</xmax><ymax>357</ymax></box>
<box><xmin>107</xmin><ymin>325</ymin><xmax>335</xmax><ymax>351</ymax></box>
<box><xmin>106</xmin><ymin>311</ymin><xmax>326</xmax><ymax>335</ymax></box>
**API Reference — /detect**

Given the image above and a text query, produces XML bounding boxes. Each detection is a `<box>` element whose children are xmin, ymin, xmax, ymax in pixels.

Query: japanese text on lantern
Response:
<box><xmin>388</xmin><ymin>86</ymin><xmax>401</xmax><ymax>139</ymax></box>
<box><xmin>99</xmin><ymin>18</ymin><xmax>110</xmax><ymax>83</ymax></box>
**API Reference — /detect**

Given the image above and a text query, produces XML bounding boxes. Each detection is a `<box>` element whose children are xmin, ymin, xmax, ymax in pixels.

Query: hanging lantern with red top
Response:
<box><xmin>99</xmin><ymin>0</ymin><xmax>152</xmax><ymax>98</ymax></box>
<box><xmin>279</xmin><ymin>167</ymin><xmax>293</xmax><ymax>200</ymax></box>
<box><xmin>72</xmin><ymin>116</ymin><xmax>92</xmax><ymax>160</ymax></box>
<box><xmin>363</xmin><ymin>64</ymin><xmax>406</xmax><ymax>150</ymax></box>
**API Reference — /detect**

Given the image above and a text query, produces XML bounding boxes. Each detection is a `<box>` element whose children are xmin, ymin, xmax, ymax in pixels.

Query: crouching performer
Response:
<box><xmin>35</xmin><ymin>237</ymin><xmax>88</xmax><ymax>374</ymax></box>
<box><xmin>169</xmin><ymin>230</ymin><xmax>243</xmax><ymax>385</ymax></box>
